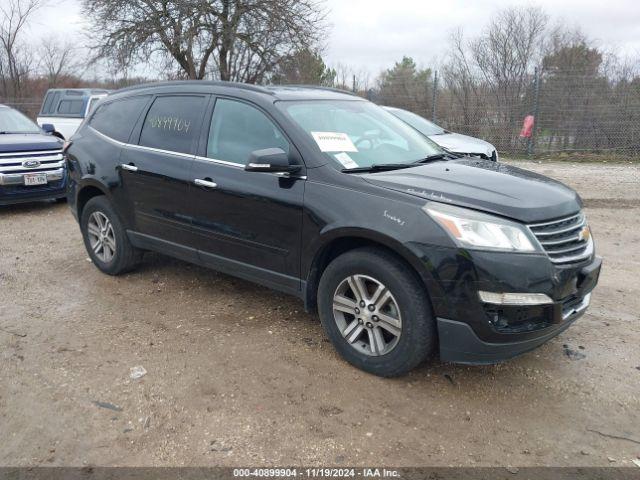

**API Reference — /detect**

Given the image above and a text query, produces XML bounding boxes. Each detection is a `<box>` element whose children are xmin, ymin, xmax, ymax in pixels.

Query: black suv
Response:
<box><xmin>66</xmin><ymin>82</ymin><xmax>601</xmax><ymax>376</ymax></box>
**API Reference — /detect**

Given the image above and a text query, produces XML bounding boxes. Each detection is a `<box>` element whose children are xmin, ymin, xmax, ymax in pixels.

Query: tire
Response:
<box><xmin>317</xmin><ymin>247</ymin><xmax>437</xmax><ymax>377</ymax></box>
<box><xmin>80</xmin><ymin>196</ymin><xmax>142</xmax><ymax>275</ymax></box>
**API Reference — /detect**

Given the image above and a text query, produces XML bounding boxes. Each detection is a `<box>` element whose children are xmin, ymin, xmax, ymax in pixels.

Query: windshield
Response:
<box><xmin>386</xmin><ymin>107</ymin><xmax>446</xmax><ymax>136</ymax></box>
<box><xmin>0</xmin><ymin>107</ymin><xmax>41</xmax><ymax>134</ymax></box>
<box><xmin>279</xmin><ymin>100</ymin><xmax>444</xmax><ymax>169</ymax></box>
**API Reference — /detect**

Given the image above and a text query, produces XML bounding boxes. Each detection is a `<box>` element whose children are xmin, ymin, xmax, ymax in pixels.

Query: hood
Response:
<box><xmin>0</xmin><ymin>133</ymin><xmax>63</xmax><ymax>153</ymax></box>
<box><xmin>362</xmin><ymin>158</ymin><xmax>581</xmax><ymax>223</ymax></box>
<box><xmin>430</xmin><ymin>132</ymin><xmax>495</xmax><ymax>158</ymax></box>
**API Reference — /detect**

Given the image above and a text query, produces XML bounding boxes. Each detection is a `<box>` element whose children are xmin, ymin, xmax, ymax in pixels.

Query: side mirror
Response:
<box><xmin>245</xmin><ymin>148</ymin><xmax>301</xmax><ymax>174</ymax></box>
<box><xmin>41</xmin><ymin>123</ymin><xmax>55</xmax><ymax>134</ymax></box>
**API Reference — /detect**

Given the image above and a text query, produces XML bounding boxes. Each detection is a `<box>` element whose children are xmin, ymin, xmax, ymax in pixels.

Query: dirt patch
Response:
<box><xmin>0</xmin><ymin>161</ymin><xmax>639</xmax><ymax>467</ymax></box>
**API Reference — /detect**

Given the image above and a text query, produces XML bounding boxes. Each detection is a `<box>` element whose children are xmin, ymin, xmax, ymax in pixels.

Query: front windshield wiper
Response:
<box><xmin>411</xmin><ymin>153</ymin><xmax>459</xmax><ymax>165</ymax></box>
<box><xmin>342</xmin><ymin>163</ymin><xmax>417</xmax><ymax>173</ymax></box>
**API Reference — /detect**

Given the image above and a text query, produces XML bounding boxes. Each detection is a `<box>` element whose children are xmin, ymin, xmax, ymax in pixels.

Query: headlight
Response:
<box><xmin>423</xmin><ymin>203</ymin><xmax>542</xmax><ymax>252</ymax></box>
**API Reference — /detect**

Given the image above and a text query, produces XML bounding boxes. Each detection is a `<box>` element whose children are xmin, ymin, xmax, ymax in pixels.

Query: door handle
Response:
<box><xmin>121</xmin><ymin>163</ymin><xmax>138</xmax><ymax>172</ymax></box>
<box><xmin>194</xmin><ymin>178</ymin><xmax>218</xmax><ymax>189</ymax></box>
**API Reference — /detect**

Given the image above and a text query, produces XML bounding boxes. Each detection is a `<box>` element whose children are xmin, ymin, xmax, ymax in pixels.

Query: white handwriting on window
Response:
<box><xmin>148</xmin><ymin>116</ymin><xmax>191</xmax><ymax>133</ymax></box>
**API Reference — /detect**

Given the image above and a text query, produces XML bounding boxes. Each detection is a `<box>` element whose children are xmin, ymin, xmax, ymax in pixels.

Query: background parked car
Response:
<box><xmin>37</xmin><ymin>88</ymin><xmax>110</xmax><ymax>140</ymax></box>
<box><xmin>384</xmin><ymin>106</ymin><xmax>499</xmax><ymax>161</ymax></box>
<box><xmin>0</xmin><ymin>104</ymin><xmax>66</xmax><ymax>205</ymax></box>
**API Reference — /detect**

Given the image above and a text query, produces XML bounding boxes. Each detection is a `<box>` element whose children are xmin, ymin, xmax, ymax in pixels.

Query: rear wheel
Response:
<box><xmin>318</xmin><ymin>247</ymin><xmax>437</xmax><ymax>377</ymax></box>
<box><xmin>80</xmin><ymin>196</ymin><xmax>141</xmax><ymax>275</ymax></box>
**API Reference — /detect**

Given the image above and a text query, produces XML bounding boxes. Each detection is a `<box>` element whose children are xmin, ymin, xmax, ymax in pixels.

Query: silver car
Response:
<box><xmin>384</xmin><ymin>106</ymin><xmax>499</xmax><ymax>161</ymax></box>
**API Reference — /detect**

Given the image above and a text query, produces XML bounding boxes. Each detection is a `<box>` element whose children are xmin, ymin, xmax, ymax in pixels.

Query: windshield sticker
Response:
<box><xmin>334</xmin><ymin>152</ymin><xmax>359</xmax><ymax>169</ymax></box>
<box><xmin>311</xmin><ymin>132</ymin><xmax>358</xmax><ymax>152</ymax></box>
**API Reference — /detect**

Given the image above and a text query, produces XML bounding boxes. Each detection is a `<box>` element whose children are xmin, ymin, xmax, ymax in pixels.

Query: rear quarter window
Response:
<box><xmin>41</xmin><ymin>91</ymin><xmax>61</xmax><ymax>115</ymax></box>
<box><xmin>41</xmin><ymin>92</ymin><xmax>54</xmax><ymax>115</ymax></box>
<box><xmin>89</xmin><ymin>95</ymin><xmax>150</xmax><ymax>143</ymax></box>
<box><xmin>138</xmin><ymin>95</ymin><xmax>206</xmax><ymax>154</ymax></box>
<box><xmin>57</xmin><ymin>99</ymin><xmax>85</xmax><ymax>116</ymax></box>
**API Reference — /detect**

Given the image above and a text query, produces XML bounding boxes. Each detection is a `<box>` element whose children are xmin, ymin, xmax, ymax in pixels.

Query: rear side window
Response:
<box><xmin>138</xmin><ymin>96</ymin><xmax>206</xmax><ymax>154</ymax></box>
<box><xmin>41</xmin><ymin>92</ymin><xmax>54</xmax><ymax>114</ymax></box>
<box><xmin>42</xmin><ymin>91</ymin><xmax>61</xmax><ymax>115</ymax></box>
<box><xmin>89</xmin><ymin>95</ymin><xmax>150</xmax><ymax>143</ymax></box>
<box><xmin>57</xmin><ymin>99</ymin><xmax>85</xmax><ymax>116</ymax></box>
<box><xmin>207</xmin><ymin>98</ymin><xmax>289</xmax><ymax>165</ymax></box>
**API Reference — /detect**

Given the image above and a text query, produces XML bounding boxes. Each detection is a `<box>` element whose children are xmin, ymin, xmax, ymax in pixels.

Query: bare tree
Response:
<box><xmin>39</xmin><ymin>35</ymin><xmax>81</xmax><ymax>86</ymax></box>
<box><xmin>471</xmin><ymin>6</ymin><xmax>548</xmax><ymax>108</ymax></box>
<box><xmin>0</xmin><ymin>0</ymin><xmax>44</xmax><ymax>97</ymax></box>
<box><xmin>82</xmin><ymin>0</ymin><xmax>328</xmax><ymax>83</ymax></box>
<box><xmin>441</xmin><ymin>29</ymin><xmax>485</xmax><ymax>135</ymax></box>
<box><xmin>439</xmin><ymin>6</ymin><xmax>548</xmax><ymax>149</ymax></box>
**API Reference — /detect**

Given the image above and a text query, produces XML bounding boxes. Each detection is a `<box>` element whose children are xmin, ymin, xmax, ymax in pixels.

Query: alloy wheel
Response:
<box><xmin>87</xmin><ymin>211</ymin><xmax>116</xmax><ymax>263</ymax></box>
<box><xmin>332</xmin><ymin>274</ymin><xmax>402</xmax><ymax>356</ymax></box>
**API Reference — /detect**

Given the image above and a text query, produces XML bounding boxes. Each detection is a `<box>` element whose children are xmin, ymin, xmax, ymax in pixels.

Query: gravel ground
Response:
<box><xmin>0</xmin><ymin>160</ymin><xmax>639</xmax><ymax>467</ymax></box>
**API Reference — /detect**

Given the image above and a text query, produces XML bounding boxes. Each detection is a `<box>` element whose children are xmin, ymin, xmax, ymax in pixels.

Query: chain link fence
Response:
<box><xmin>366</xmin><ymin>69</ymin><xmax>640</xmax><ymax>158</ymax></box>
<box><xmin>4</xmin><ymin>70</ymin><xmax>640</xmax><ymax>159</ymax></box>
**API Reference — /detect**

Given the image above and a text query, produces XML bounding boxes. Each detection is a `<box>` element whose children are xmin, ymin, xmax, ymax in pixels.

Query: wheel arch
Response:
<box><xmin>76</xmin><ymin>182</ymin><xmax>109</xmax><ymax>220</ymax></box>
<box><xmin>304</xmin><ymin>229</ymin><xmax>438</xmax><ymax>314</ymax></box>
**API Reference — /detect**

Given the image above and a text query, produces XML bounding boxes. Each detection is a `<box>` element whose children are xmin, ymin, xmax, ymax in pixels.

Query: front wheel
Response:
<box><xmin>80</xmin><ymin>196</ymin><xmax>141</xmax><ymax>275</ymax></box>
<box><xmin>317</xmin><ymin>247</ymin><xmax>437</xmax><ymax>377</ymax></box>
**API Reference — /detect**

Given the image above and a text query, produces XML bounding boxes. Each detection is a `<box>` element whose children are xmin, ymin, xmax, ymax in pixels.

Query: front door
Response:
<box><xmin>120</xmin><ymin>94</ymin><xmax>208</xmax><ymax>257</ymax></box>
<box><xmin>186</xmin><ymin>97</ymin><xmax>305</xmax><ymax>294</ymax></box>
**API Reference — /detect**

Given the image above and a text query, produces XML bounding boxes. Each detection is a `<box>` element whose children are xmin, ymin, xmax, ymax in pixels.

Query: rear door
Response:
<box><xmin>185</xmin><ymin>96</ymin><xmax>306</xmax><ymax>293</ymax></box>
<box><xmin>119</xmin><ymin>94</ymin><xmax>209</xmax><ymax>258</ymax></box>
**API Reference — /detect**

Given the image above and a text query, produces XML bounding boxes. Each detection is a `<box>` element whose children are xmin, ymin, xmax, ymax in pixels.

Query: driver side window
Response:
<box><xmin>207</xmin><ymin>98</ymin><xmax>289</xmax><ymax>165</ymax></box>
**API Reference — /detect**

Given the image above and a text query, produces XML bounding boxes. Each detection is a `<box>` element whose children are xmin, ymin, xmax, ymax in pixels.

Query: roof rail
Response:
<box><xmin>271</xmin><ymin>84</ymin><xmax>360</xmax><ymax>97</ymax></box>
<box><xmin>114</xmin><ymin>80</ymin><xmax>276</xmax><ymax>96</ymax></box>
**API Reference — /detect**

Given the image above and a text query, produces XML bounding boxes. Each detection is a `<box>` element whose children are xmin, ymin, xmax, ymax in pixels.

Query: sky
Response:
<box><xmin>26</xmin><ymin>0</ymin><xmax>640</xmax><ymax>78</ymax></box>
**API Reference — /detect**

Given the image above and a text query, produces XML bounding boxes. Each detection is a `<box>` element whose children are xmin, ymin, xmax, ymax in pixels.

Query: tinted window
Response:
<box><xmin>45</xmin><ymin>92</ymin><xmax>61</xmax><ymax>115</ymax></box>
<box><xmin>41</xmin><ymin>92</ymin><xmax>54</xmax><ymax>114</ymax></box>
<box><xmin>139</xmin><ymin>96</ymin><xmax>205</xmax><ymax>154</ymax></box>
<box><xmin>89</xmin><ymin>95</ymin><xmax>150</xmax><ymax>143</ymax></box>
<box><xmin>208</xmin><ymin>99</ymin><xmax>289</xmax><ymax>165</ymax></box>
<box><xmin>57</xmin><ymin>99</ymin><xmax>84</xmax><ymax>116</ymax></box>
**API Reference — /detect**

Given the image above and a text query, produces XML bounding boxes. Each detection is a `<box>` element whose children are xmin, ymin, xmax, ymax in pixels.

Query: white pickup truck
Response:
<box><xmin>37</xmin><ymin>88</ymin><xmax>110</xmax><ymax>140</ymax></box>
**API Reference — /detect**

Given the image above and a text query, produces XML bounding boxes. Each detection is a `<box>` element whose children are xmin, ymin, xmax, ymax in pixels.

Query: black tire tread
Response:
<box><xmin>317</xmin><ymin>246</ymin><xmax>437</xmax><ymax>377</ymax></box>
<box><xmin>80</xmin><ymin>196</ymin><xmax>142</xmax><ymax>275</ymax></box>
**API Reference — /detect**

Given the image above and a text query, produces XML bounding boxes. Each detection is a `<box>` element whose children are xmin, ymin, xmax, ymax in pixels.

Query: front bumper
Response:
<box><xmin>438</xmin><ymin>294</ymin><xmax>591</xmax><ymax>364</ymax></box>
<box><xmin>0</xmin><ymin>169</ymin><xmax>67</xmax><ymax>205</ymax></box>
<box><xmin>436</xmin><ymin>256</ymin><xmax>602</xmax><ymax>364</ymax></box>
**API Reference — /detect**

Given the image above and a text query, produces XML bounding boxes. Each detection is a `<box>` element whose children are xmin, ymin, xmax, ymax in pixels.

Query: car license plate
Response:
<box><xmin>24</xmin><ymin>173</ymin><xmax>48</xmax><ymax>186</ymax></box>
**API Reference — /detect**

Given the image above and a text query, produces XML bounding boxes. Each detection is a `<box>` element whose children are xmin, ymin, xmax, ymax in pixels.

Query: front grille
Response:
<box><xmin>0</xmin><ymin>149</ymin><xmax>65</xmax><ymax>186</ymax></box>
<box><xmin>0</xmin><ymin>149</ymin><xmax>65</xmax><ymax>175</ymax></box>
<box><xmin>528</xmin><ymin>212</ymin><xmax>593</xmax><ymax>264</ymax></box>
